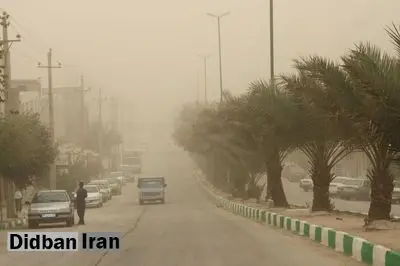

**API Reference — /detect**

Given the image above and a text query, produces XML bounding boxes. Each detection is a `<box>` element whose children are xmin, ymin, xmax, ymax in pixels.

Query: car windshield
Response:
<box><xmin>90</xmin><ymin>181</ymin><xmax>109</xmax><ymax>189</ymax></box>
<box><xmin>84</xmin><ymin>186</ymin><xmax>99</xmax><ymax>193</ymax></box>
<box><xmin>140</xmin><ymin>181</ymin><xmax>163</xmax><ymax>188</ymax></box>
<box><xmin>342</xmin><ymin>179</ymin><xmax>364</xmax><ymax>186</ymax></box>
<box><xmin>105</xmin><ymin>178</ymin><xmax>118</xmax><ymax>184</ymax></box>
<box><xmin>123</xmin><ymin>157</ymin><xmax>141</xmax><ymax>165</ymax></box>
<box><xmin>32</xmin><ymin>191</ymin><xmax>69</xmax><ymax>203</ymax></box>
<box><xmin>110</xmin><ymin>172</ymin><xmax>123</xmax><ymax>177</ymax></box>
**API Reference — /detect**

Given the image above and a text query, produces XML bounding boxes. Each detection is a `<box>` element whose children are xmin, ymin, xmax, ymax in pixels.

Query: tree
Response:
<box><xmin>293</xmin><ymin>44</ymin><xmax>400</xmax><ymax>221</ymax></box>
<box><xmin>244</xmin><ymin>81</ymin><xmax>304</xmax><ymax>207</ymax></box>
<box><xmin>281</xmin><ymin>61</ymin><xmax>353</xmax><ymax>212</ymax></box>
<box><xmin>0</xmin><ymin>113</ymin><xmax>56</xmax><ymax>188</ymax></box>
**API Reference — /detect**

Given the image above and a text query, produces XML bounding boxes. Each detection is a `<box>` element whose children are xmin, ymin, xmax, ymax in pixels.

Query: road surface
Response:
<box><xmin>0</xmin><ymin>141</ymin><xmax>364</xmax><ymax>266</ymax></box>
<box><xmin>283</xmin><ymin>179</ymin><xmax>400</xmax><ymax>216</ymax></box>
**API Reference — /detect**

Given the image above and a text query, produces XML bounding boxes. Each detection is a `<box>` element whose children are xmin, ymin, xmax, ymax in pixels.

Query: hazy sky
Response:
<box><xmin>2</xmin><ymin>0</ymin><xmax>400</xmax><ymax>125</ymax></box>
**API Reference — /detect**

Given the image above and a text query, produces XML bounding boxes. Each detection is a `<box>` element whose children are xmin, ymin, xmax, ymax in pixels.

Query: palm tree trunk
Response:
<box><xmin>265</xmin><ymin>149</ymin><xmax>289</xmax><ymax>207</ymax></box>
<box><xmin>366</xmin><ymin>144</ymin><xmax>394</xmax><ymax>221</ymax></box>
<box><xmin>305</xmin><ymin>143</ymin><xmax>333</xmax><ymax>212</ymax></box>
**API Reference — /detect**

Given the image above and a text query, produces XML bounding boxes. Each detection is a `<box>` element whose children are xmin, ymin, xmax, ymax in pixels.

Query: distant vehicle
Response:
<box><xmin>299</xmin><ymin>178</ymin><xmax>313</xmax><ymax>192</ymax></box>
<box><xmin>337</xmin><ymin>178</ymin><xmax>370</xmax><ymax>201</ymax></box>
<box><xmin>26</xmin><ymin>190</ymin><xmax>75</xmax><ymax>229</ymax></box>
<box><xmin>104</xmin><ymin>177</ymin><xmax>122</xmax><ymax>195</ymax></box>
<box><xmin>283</xmin><ymin>164</ymin><xmax>306</xmax><ymax>182</ymax></box>
<box><xmin>329</xmin><ymin>176</ymin><xmax>353</xmax><ymax>196</ymax></box>
<box><xmin>111</xmin><ymin>170</ymin><xmax>134</xmax><ymax>183</ymax></box>
<box><xmin>89</xmin><ymin>180</ymin><xmax>112</xmax><ymax>201</ymax></box>
<box><xmin>84</xmin><ymin>185</ymin><xmax>103</xmax><ymax>208</ymax></box>
<box><xmin>121</xmin><ymin>157</ymin><xmax>142</xmax><ymax>173</ymax></box>
<box><xmin>392</xmin><ymin>181</ymin><xmax>400</xmax><ymax>204</ymax></box>
<box><xmin>137</xmin><ymin>177</ymin><xmax>167</xmax><ymax>205</ymax></box>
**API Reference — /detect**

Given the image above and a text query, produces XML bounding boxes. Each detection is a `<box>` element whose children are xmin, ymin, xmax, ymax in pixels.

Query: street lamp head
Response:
<box><xmin>58</xmin><ymin>62</ymin><xmax>62</xmax><ymax>67</ymax></box>
<box><xmin>206</xmin><ymin>13</ymin><xmax>216</xmax><ymax>18</ymax></box>
<box><xmin>37</xmin><ymin>62</ymin><xmax>41</xmax><ymax>67</ymax></box>
<box><xmin>220</xmin><ymin>12</ymin><xmax>230</xmax><ymax>18</ymax></box>
<box><xmin>16</xmin><ymin>33</ymin><xmax>21</xmax><ymax>39</ymax></box>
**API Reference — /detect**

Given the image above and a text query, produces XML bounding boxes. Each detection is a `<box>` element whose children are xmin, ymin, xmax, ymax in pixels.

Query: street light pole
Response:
<box><xmin>269</xmin><ymin>0</ymin><xmax>275</xmax><ymax>84</ymax></box>
<box><xmin>197</xmin><ymin>53</ymin><xmax>211</xmax><ymax>103</ymax></box>
<box><xmin>207</xmin><ymin>12</ymin><xmax>230</xmax><ymax>103</ymax></box>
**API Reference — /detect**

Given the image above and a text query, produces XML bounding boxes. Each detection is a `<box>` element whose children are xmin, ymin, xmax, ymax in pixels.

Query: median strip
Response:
<box><xmin>196</xmin><ymin>173</ymin><xmax>400</xmax><ymax>266</ymax></box>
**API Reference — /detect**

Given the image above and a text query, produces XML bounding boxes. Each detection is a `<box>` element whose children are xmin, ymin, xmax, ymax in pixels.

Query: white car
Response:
<box><xmin>89</xmin><ymin>180</ymin><xmax>112</xmax><ymax>201</ymax></box>
<box><xmin>392</xmin><ymin>181</ymin><xmax>400</xmax><ymax>204</ymax></box>
<box><xmin>84</xmin><ymin>185</ymin><xmax>103</xmax><ymax>208</ymax></box>
<box><xmin>329</xmin><ymin>176</ymin><xmax>353</xmax><ymax>196</ymax></box>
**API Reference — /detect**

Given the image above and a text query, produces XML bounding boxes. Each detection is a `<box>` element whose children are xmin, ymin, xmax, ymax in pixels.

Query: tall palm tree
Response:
<box><xmin>281</xmin><ymin>67</ymin><xmax>352</xmax><ymax>212</ymax></box>
<box><xmin>243</xmin><ymin>81</ymin><xmax>303</xmax><ymax>207</ymax></box>
<box><xmin>295</xmin><ymin>45</ymin><xmax>400</xmax><ymax>221</ymax></box>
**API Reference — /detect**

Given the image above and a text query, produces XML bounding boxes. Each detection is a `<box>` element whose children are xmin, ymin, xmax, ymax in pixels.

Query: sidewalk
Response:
<box><xmin>0</xmin><ymin>186</ymin><xmax>35</xmax><ymax>231</ymax></box>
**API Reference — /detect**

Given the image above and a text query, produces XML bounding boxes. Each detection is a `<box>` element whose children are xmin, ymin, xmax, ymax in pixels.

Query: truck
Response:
<box><xmin>121</xmin><ymin>149</ymin><xmax>143</xmax><ymax>174</ymax></box>
<box><xmin>137</xmin><ymin>177</ymin><xmax>167</xmax><ymax>205</ymax></box>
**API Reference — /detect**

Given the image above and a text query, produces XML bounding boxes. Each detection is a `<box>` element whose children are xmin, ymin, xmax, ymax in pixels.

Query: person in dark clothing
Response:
<box><xmin>75</xmin><ymin>181</ymin><xmax>87</xmax><ymax>225</ymax></box>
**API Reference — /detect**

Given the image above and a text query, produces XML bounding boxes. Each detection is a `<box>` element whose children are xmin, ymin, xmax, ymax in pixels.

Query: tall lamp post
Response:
<box><xmin>269</xmin><ymin>0</ymin><xmax>275</xmax><ymax>83</ymax></box>
<box><xmin>197</xmin><ymin>53</ymin><xmax>211</xmax><ymax>103</ymax></box>
<box><xmin>206</xmin><ymin>12</ymin><xmax>230</xmax><ymax>103</ymax></box>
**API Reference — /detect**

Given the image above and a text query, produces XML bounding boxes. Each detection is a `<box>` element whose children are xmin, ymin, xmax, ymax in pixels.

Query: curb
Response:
<box><xmin>196</xmin><ymin>174</ymin><xmax>400</xmax><ymax>266</ymax></box>
<box><xmin>0</xmin><ymin>218</ymin><xmax>27</xmax><ymax>231</ymax></box>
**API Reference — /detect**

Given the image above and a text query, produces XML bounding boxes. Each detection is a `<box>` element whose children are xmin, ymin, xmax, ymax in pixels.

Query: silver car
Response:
<box><xmin>26</xmin><ymin>190</ymin><xmax>75</xmax><ymax>229</ymax></box>
<box><xmin>84</xmin><ymin>185</ymin><xmax>103</xmax><ymax>208</ymax></box>
<box><xmin>89</xmin><ymin>180</ymin><xmax>112</xmax><ymax>201</ymax></box>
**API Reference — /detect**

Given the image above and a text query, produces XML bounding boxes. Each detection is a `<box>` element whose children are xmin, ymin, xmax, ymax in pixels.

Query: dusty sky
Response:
<box><xmin>2</xmin><ymin>0</ymin><xmax>400</xmax><ymax>130</ymax></box>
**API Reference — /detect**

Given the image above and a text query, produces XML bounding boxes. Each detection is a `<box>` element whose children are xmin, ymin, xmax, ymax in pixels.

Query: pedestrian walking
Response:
<box><xmin>14</xmin><ymin>189</ymin><xmax>22</xmax><ymax>213</ymax></box>
<box><xmin>75</xmin><ymin>181</ymin><xmax>87</xmax><ymax>225</ymax></box>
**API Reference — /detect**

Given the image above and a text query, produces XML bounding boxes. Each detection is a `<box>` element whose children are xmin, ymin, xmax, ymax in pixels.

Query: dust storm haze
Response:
<box><xmin>3</xmin><ymin>0</ymin><xmax>400</xmax><ymax>146</ymax></box>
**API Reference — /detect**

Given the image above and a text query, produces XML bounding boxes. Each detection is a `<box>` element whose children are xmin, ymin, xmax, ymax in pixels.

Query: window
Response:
<box><xmin>32</xmin><ymin>192</ymin><xmax>69</xmax><ymax>203</ymax></box>
<box><xmin>139</xmin><ymin>181</ymin><xmax>163</xmax><ymax>189</ymax></box>
<box><xmin>84</xmin><ymin>186</ymin><xmax>99</xmax><ymax>193</ymax></box>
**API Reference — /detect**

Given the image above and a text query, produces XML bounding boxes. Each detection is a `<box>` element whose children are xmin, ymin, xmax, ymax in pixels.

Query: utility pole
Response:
<box><xmin>207</xmin><ymin>12</ymin><xmax>229</xmax><ymax>103</ymax></box>
<box><xmin>269</xmin><ymin>0</ymin><xmax>275</xmax><ymax>84</ymax></box>
<box><xmin>98</xmin><ymin>88</ymin><xmax>104</xmax><ymax>178</ymax></box>
<box><xmin>196</xmin><ymin>74</ymin><xmax>199</xmax><ymax>106</ymax></box>
<box><xmin>38</xmin><ymin>49</ymin><xmax>61</xmax><ymax>189</ymax></box>
<box><xmin>197</xmin><ymin>53</ymin><xmax>211</xmax><ymax>103</ymax></box>
<box><xmin>79</xmin><ymin>75</ymin><xmax>90</xmax><ymax>142</ymax></box>
<box><xmin>1</xmin><ymin>11</ymin><xmax>21</xmax><ymax>219</ymax></box>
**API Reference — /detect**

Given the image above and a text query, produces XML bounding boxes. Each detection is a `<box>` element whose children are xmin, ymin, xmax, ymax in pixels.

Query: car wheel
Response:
<box><xmin>28</xmin><ymin>220</ymin><xmax>38</xmax><ymax>229</ymax></box>
<box><xmin>161</xmin><ymin>199</ymin><xmax>165</xmax><ymax>204</ymax></box>
<box><xmin>139</xmin><ymin>200</ymin><xmax>144</xmax><ymax>205</ymax></box>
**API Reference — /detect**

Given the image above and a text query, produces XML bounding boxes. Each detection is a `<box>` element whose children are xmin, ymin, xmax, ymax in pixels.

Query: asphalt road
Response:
<box><xmin>283</xmin><ymin>179</ymin><xmax>400</xmax><ymax>216</ymax></box>
<box><xmin>0</xmin><ymin>141</ymin><xmax>364</xmax><ymax>266</ymax></box>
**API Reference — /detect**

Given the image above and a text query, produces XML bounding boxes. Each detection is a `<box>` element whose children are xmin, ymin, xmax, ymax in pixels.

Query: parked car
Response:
<box><xmin>89</xmin><ymin>180</ymin><xmax>112</xmax><ymax>201</ymax></box>
<box><xmin>84</xmin><ymin>185</ymin><xmax>103</xmax><ymax>208</ymax></box>
<box><xmin>104</xmin><ymin>177</ymin><xmax>122</xmax><ymax>195</ymax></box>
<box><xmin>26</xmin><ymin>190</ymin><xmax>75</xmax><ymax>229</ymax></box>
<box><xmin>329</xmin><ymin>176</ymin><xmax>353</xmax><ymax>196</ymax></box>
<box><xmin>337</xmin><ymin>178</ymin><xmax>370</xmax><ymax>201</ymax></box>
<box><xmin>299</xmin><ymin>178</ymin><xmax>313</xmax><ymax>192</ymax></box>
<box><xmin>392</xmin><ymin>181</ymin><xmax>400</xmax><ymax>204</ymax></box>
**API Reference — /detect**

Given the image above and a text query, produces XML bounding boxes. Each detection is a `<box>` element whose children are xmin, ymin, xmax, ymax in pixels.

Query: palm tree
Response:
<box><xmin>243</xmin><ymin>81</ymin><xmax>304</xmax><ymax>207</ymax></box>
<box><xmin>295</xmin><ymin>43</ymin><xmax>400</xmax><ymax>221</ymax></box>
<box><xmin>281</xmin><ymin>67</ymin><xmax>352</xmax><ymax>212</ymax></box>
